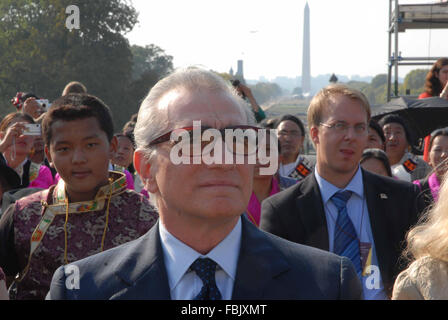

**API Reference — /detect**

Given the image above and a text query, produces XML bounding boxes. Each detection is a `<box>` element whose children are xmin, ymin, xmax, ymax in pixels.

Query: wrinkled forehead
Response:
<box><xmin>158</xmin><ymin>88</ymin><xmax>247</xmax><ymax>129</ymax></box>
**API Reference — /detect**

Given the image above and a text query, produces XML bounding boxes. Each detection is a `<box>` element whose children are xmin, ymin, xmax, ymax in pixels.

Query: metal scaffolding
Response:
<box><xmin>387</xmin><ymin>0</ymin><xmax>448</xmax><ymax>101</ymax></box>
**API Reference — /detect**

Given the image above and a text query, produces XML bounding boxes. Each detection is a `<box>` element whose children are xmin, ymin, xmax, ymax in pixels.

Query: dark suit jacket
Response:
<box><xmin>260</xmin><ymin>169</ymin><xmax>423</xmax><ymax>298</ymax></box>
<box><xmin>46</xmin><ymin>217</ymin><xmax>362</xmax><ymax>300</ymax></box>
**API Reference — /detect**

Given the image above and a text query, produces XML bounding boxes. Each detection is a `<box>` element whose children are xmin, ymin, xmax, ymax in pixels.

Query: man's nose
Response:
<box><xmin>343</xmin><ymin>126</ymin><xmax>357</xmax><ymax>140</ymax></box>
<box><xmin>386</xmin><ymin>133</ymin><xmax>395</xmax><ymax>142</ymax></box>
<box><xmin>204</xmin><ymin>139</ymin><xmax>237</xmax><ymax>169</ymax></box>
<box><xmin>72</xmin><ymin>148</ymin><xmax>87</xmax><ymax>163</ymax></box>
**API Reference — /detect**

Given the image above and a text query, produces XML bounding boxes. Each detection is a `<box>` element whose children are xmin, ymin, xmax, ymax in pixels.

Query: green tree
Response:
<box><xmin>0</xmin><ymin>0</ymin><xmax>138</xmax><ymax>129</ymax></box>
<box><xmin>371</xmin><ymin>74</ymin><xmax>388</xmax><ymax>89</ymax></box>
<box><xmin>250</xmin><ymin>82</ymin><xmax>282</xmax><ymax>105</ymax></box>
<box><xmin>131</xmin><ymin>44</ymin><xmax>173</xmax><ymax>81</ymax></box>
<box><xmin>292</xmin><ymin>87</ymin><xmax>302</xmax><ymax>95</ymax></box>
<box><xmin>345</xmin><ymin>81</ymin><xmax>369</xmax><ymax>92</ymax></box>
<box><xmin>126</xmin><ymin>45</ymin><xmax>174</xmax><ymax>120</ymax></box>
<box><xmin>402</xmin><ymin>69</ymin><xmax>428</xmax><ymax>96</ymax></box>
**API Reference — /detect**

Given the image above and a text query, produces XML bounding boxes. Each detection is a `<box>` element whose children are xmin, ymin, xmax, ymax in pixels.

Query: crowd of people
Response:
<box><xmin>0</xmin><ymin>59</ymin><xmax>448</xmax><ymax>300</ymax></box>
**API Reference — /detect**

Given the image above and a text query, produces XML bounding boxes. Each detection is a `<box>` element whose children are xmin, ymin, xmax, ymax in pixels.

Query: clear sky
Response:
<box><xmin>126</xmin><ymin>0</ymin><xmax>448</xmax><ymax>81</ymax></box>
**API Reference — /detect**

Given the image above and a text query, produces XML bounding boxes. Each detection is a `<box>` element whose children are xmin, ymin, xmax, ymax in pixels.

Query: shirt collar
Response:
<box><xmin>159</xmin><ymin>217</ymin><xmax>242</xmax><ymax>291</ymax></box>
<box><xmin>314</xmin><ymin>165</ymin><xmax>364</xmax><ymax>204</ymax></box>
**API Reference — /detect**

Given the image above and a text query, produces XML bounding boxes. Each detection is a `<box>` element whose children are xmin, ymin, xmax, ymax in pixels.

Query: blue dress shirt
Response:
<box><xmin>315</xmin><ymin>166</ymin><xmax>388</xmax><ymax>300</ymax></box>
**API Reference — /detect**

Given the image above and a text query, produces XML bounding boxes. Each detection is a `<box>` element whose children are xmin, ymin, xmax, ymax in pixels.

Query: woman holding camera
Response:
<box><xmin>0</xmin><ymin>113</ymin><xmax>53</xmax><ymax>189</ymax></box>
<box><xmin>11</xmin><ymin>92</ymin><xmax>45</xmax><ymax>120</ymax></box>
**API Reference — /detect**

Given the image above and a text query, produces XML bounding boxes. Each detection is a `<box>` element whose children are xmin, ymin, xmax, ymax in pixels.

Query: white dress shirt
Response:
<box><xmin>278</xmin><ymin>154</ymin><xmax>303</xmax><ymax>177</ymax></box>
<box><xmin>159</xmin><ymin>217</ymin><xmax>242</xmax><ymax>300</ymax></box>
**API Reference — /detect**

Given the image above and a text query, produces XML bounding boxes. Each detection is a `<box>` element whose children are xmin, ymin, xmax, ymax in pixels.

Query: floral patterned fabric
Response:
<box><xmin>1</xmin><ymin>180</ymin><xmax>158</xmax><ymax>300</ymax></box>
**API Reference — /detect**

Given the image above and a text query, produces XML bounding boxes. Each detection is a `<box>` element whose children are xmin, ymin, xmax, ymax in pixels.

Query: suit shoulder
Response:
<box><xmin>68</xmin><ymin>231</ymin><xmax>149</xmax><ymax>272</ymax></box>
<box><xmin>264</xmin><ymin>178</ymin><xmax>304</xmax><ymax>206</ymax></box>
<box><xmin>260</xmin><ymin>227</ymin><xmax>343</xmax><ymax>266</ymax></box>
<box><xmin>364</xmin><ymin>169</ymin><xmax>417</xmax><ymax>191</ymax></box>
<box><xmin>255</xmin><ymin>228</ymin><xmax>362</xmax><ymax>299</ymax></box>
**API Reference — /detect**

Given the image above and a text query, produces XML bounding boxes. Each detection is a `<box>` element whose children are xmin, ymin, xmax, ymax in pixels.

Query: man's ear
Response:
<box><xmin>134</xmin><ymin>149</ymin><xmax>158</xmax><ymax>193</ymax></box>
<box><xmin>109</xmin><ymin>136</ymin><xmax>118</xmax><ymax>160</ymax></box>
<box><xmin>44</xmin><ymin>145</ymin><xmax>54</xmax><ymax>168</ymax></box>
<box><xmin>310</xmin><ymin>126</ymin><xmax>320</xmax><ymax>145</ymax></box>
<box><xmin>134</xmin><ymin>149</ymin><xmax>146</xmax><ymax>177</ymax></box>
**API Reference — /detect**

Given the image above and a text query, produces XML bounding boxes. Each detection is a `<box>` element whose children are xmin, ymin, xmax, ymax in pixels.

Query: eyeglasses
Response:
<box><xmin>147</xmin><ymin>125</ymin><xmax>261</xmax><ymax>157</ymax></box>
<box><xmin>319</xmin><ymin>121</ymin><xmax>368</xmax><ymax>136</ymax></box>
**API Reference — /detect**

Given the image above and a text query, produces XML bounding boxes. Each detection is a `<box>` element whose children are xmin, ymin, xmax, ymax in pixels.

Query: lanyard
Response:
<box><xmin>16</xmin><ymin>171</ymin><xmax>127</xmax><ymax>282</ymax></box>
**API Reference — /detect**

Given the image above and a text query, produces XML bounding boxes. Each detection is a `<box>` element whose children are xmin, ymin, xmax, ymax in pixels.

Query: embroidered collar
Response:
<box><xmin>49</xmin><ymin>171</ymin><xmax>128</xmax><ymax>213</ymax></box>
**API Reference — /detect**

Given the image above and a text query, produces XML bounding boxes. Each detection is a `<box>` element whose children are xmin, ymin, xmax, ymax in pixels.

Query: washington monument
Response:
<box><xmin>301</xmin><ymin>2</ymin><xmax>311</xmax><ymax>95</ymax></box>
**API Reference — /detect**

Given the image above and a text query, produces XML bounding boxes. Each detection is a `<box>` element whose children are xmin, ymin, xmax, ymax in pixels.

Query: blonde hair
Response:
<box><xmin>404</xmin><ymin>172</ymin><xmax>448</xmax><ymax>262</ymax></box>
<box><xmin>307</xmin><ymin>83</ymin><xmax>371</xmax><ymax>128</ymax></box>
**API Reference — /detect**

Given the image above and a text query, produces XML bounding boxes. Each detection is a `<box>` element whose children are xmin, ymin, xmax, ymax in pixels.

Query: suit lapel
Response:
<box><xmin>112</xmin><ymin>221</ymin><xmax>171</xmax><ymax>300</ymax></box>
<box><xmin>232</xmin><ymin>217</ymin><xmax>291</xmax><ymax>299</ymax></box>
<box><xmin>362</xmin><ymin>170</ymin><xmax>393</xmax><ymax>292</ymax></box>
<box><xmin>296</xmin><ymin>174</ymin><xmax>329</xmax><ymax>250</ymax></box>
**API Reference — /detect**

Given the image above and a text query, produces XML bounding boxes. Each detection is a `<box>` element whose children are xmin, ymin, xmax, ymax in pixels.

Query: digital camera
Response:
<box><xmin>23</xmin><ymin>124</ymin><xmax>41</xmax><ymax>136</ymax></box>
<box><xmin>36</xmin><ymin>99</ymin><xmax>51</xmax><ymax>110</ymax></box>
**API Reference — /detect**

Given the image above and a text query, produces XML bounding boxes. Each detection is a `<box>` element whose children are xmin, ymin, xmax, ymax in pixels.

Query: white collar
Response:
<box><xmin>159</xmin><ymin>217</ymin><xmax>242</xmax><ymax>291</ymax></box>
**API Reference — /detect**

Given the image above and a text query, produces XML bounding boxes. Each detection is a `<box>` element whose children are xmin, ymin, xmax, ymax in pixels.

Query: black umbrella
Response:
<box><xmin>372</xmin><ymin>96</ymin><xmax>448</xmax><ymax>144</ymax></box>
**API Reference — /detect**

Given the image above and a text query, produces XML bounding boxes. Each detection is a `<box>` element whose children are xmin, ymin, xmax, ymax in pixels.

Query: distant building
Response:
<box><xmin>235</xmin><ymin>60</ymin><xmax>245</xmax><ymax>83</ymax></box>
<box><xmin>229</xmin><ymin>67</ymin><xmax>234</xmax><ymax>76</ymax></box>
<box><xmin>329</xmin><ymin>74</ymin><xmax>338</xmax><ymax>83</ymax></box>
<box><xmin>301</xmin><ymin>2</ymin><xmax>311</xmax><ymax>95</ymax></box>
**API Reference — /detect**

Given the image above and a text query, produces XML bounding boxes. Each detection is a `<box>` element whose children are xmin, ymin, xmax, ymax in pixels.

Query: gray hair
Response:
<box><xmin>134</xmin><ymin>66</ymin><xmax>256</xmax><ymax>161</ymax></box>
<box><xmin>134</xmin><ymin>67</ymin><xmax>256</xmax><ymax>208</ymax></box>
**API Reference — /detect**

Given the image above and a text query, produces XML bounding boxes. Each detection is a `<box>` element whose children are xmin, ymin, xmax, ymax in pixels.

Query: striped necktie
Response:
<box><xmin>331</xmin><ymin>190</ymin><xmax>362</xmax><ymax>277</ymax></box>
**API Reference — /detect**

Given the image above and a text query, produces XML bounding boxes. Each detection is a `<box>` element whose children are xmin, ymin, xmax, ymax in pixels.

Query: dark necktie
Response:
<box><xmin>331</xmin><ymin>190</ymin><xmax>362</xmax><ymax>277</ymax></box>
<box><xmin>190</xmin><ymin>257</ymin><xmax>222</xmax><ymax>300</ymax></box>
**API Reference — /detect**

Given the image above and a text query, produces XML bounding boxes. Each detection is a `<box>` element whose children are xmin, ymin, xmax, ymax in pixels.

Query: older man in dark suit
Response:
<box><xmin>260</xmin><ymin>84</ymin><xmax>423</xmax><ymax>300</ymax></box>
<box><xmin>46</xmin><ymin>68</ymin><xmax>361</xmax><ymax>300</ymax></box>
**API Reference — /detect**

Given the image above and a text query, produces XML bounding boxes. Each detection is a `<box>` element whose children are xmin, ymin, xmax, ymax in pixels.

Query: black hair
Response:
<box><xmin>361</xmin><ymin>148</ymin><xmax>393</xmax><ymax>177</ymax></box>
<box><xmin>275</xmin><ymin>114</ymin><xmax>305</xmax><ymax>137</ymax></box>
<box><xmin>115</xmin><ymin>132</ymin><xmax>135</xmax><ymax>149</ymax></box>
<box><xmin>259</xmin><ymin>117</ymin><xmax>279</xmax><ymax>130</ymax></box>
<box><xmin>378</xmin><ymin>114</ymin><xmax>412</xmax><ymax>145</ymax></box>
<box><xmin>429</xmin><ymin>127</ymin><xmax>448</xmax><ymax>151</ymax></box>
<box><xmin>369</xmin><ymin>119</ymin><xmax>386</xmax><ymax>143</ymax></box>
<box><xmin>20</xmin><ymin>92</ymin><xmax>39</xmax><ymax>101</ymax></box>
<box><xmin>42</xmin><ymin>93</ymin><xmax>114</xmax><ymax>145</ymax></box>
